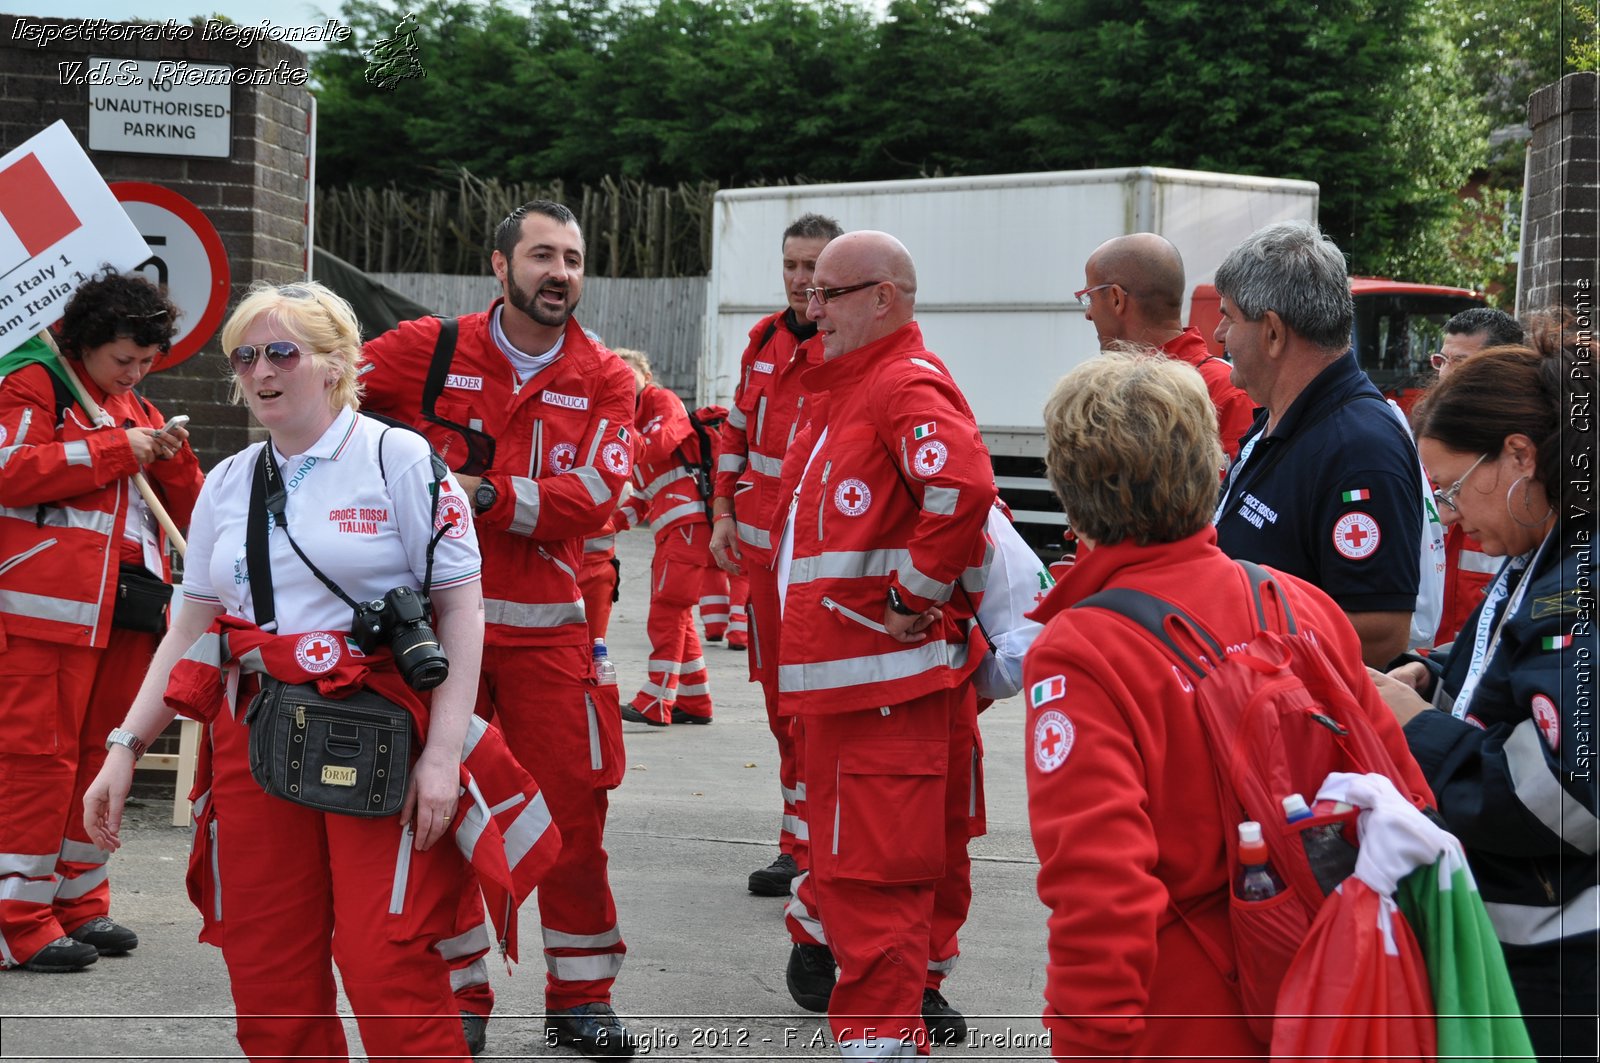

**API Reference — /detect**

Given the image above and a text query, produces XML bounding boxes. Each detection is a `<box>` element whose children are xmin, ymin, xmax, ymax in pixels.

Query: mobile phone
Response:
<box><xmin>156</xmin><ymin>415</ymin><xmax>190</xmax><ymax>437</ymax></box>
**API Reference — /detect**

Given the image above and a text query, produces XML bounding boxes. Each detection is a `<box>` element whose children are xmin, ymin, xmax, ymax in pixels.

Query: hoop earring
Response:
<box><xmin>1506</xmin><ymin>475</ymin><xmax>1554</xmax><ymax>529</ymax></box>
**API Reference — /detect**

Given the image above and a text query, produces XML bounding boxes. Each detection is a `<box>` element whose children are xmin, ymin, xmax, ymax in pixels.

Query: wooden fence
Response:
<box><xmin>373</xmin><ymin>273</ymin><xmax>707</xmax><ymax>396</ymax></box>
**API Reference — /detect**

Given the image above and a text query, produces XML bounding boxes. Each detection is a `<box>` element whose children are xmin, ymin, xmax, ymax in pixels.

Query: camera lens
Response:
<box><xmin>391</xmin><ymin>625</ymin><xmax>449</xmax><ymax>690</ymax></box>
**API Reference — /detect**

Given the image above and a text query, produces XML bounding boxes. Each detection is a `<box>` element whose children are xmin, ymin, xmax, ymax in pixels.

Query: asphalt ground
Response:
<box><xmin>0</xmin><ymin>529</ymin><xmax>1051</xmax><ymax>1062</ymax></box>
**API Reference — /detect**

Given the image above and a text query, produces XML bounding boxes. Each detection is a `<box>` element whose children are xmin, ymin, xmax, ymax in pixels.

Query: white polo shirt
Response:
<box><xmin>183</xmin><ymin>406</ymin><xmax>480</xmax><ymax>633</ymax></box>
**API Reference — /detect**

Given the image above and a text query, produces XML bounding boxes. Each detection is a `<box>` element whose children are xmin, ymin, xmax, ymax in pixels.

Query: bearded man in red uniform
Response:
<box><xmin>361</xmin><ymin>202</ymin><xmax>639</xmax><ymax>1059</ymax></box>
<box><xmin>773</xmin><ymin>230</ymin><xmax>994</xmax><ymax>1057</ymax></box>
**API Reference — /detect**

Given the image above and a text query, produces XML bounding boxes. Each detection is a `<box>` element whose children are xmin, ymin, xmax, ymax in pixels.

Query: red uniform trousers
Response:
<box><xmin>801</xmin><ymin>686</ymin><xmax>982</xmax><ymax>1056</ymax></box>
<box><xmin>629</xmin><ymin>526</ymin><xmax>714</xmax><ymax>723</ymax></box>
<box><xmin>206</xmin><ymin>691</ymin><xmax>472</xmax><ymax>1062</ymax></box>
<box><xmin>457</xmin><ymin>644</ymin><xmax>626</xmax><ymax>1011</ymax></box>
<box><xmin>580</xmin><ymin>551</ymin><xmax>619</xmax><ymax>646</ymax></box>
<box><xmin>698</xmin><ymin>566</ymin><xmax>748</xmax><ymax>648</ymax></box>
<box><xmin>747</xmin><ymin>568</ymin><xmax>806</xmax><ymax>868</ymax></box>
<box><xmin>0</xmin><ymin>630</ymin><xmax>154</xmax><ymax>966</ymax></box>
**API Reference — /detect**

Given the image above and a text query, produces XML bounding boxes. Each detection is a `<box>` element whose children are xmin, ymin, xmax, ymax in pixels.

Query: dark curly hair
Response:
<box><xmin>57</xmin><ymin>269</ymin><xmax>179</xmax><ymax>358</ymax></box>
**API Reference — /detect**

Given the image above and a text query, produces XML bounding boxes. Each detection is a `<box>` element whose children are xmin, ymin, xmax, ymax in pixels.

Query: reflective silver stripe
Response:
<box><xmin>461</xmin><ymin>715</ymin><xmax>488</xmax><ymax>763</ymax></box>
<box><xmin>0</xmin><ymin>852</ymin><xmax>55</xmax><ymax>877</ymax></box>
<box><xmin>543</xmin><ymin>925</ymin><xmax>623</xmax><ymax>951</ymax></box>
<box><xmin>755</xmin><ymin>395</ymin><xmax>768</xmax><ymax>441</ymax></box>
<box><xmin>33</xmin><ymin>506</ymin><xmax>117</xmax><ymax>535</ymax></box>
<box><xmin>437</xmin><ymin>923</ymin><xmax>491</xmax><ymax>961</ymax></box>
<box><xmin>503</xmin><ymin>792</ymin><xmax>556</xmax><ymax>870</ymax></box>
<box><xmin>1484</xmin><ymin>886</ymin><xmax>1600</xmax><ymax>946</ymax></box>
<box><xmin>583</xmin><ymin>418</ymin><xmax>610</xmax><ymax>467</ymax></box>
<box><xmin>960</xmin><ymin>536</ymin><xmax>996</xmax><ymax>593</ymax></box>
<box><xmin>389</xmin><ymin>826</ymin><xmax>413</xmax><ymax>915</ymax></box>
<box><xmin>727</xmin><ymin>405</ymin><xmax>747</xmax><ymax>430</ymax></box>
<box><xmin>63</xmin><ymin>440</ymin><xmax>92</xmax><ymax>467</ymax></box>
<box><xmin>647</xmin><ymin>658</ymin><xmax>685</xmax><ymax>675</ymax></box>
<box><xmin>639</xmin><ymin>679</ymin><xmax>676</xmax><ymax>701</ymax></box>
<box><xmin>923</xmin><ymin>485</ymin><xmax>960</xmax><ymax>516</ymax></box>
<box><xmin>927</xmin><ymin>954</ymin><xmax>958</xmax><ymax>974</ymax></box>
<box><xmin>583</xmin><ymin>534</ymin><xmax>616</xmax><ymax>553</ymax></box>
<box><xmin>1458</xmin><ymin>550</ymin><xmax>1500</xmax><ymax>574</ymax></box>
<box><xmin>781</xmin><ymin>813</ymin><xmax>810</xmax><ymax>841</ymax></box>
<box><xmin>586</xmin><ymin>693</ymin><xmax>603</xmax><ymax>770</ymax></box>
<box><xmin>699</xmin><ymin>595</ymin><xmax>730</xmax><ymax>608</ymax></box>
<box><xmin>575</xmin><ymin>465</ymin><xmax>612</xmax><ymax>506</ymax></box>
<box><xmin>677</xmin><ymin>681</ymin><xmax>710</xmax><ymax>697</ymax></box>
<box><xmin>546</xmin><ymin>951</ymin><xmax>625</xmax><ymax>981</ymax></box>
<box><xmin>1507</xmin><ymin>720</ymin><xmax>1600</xmax><ymax>853</ymax></box>
<box><xmin>778</xmin><ymin>641</ymin><xmax>969</xmax><ymax>692</ymax></box>
<box><xmin>900</xmin><ymin>560</ymin><xmax>954</xmax><ymax>603</ymax></box>
<box><xmin>0</xmin><ymin>876</ymin><xmax>56</xmax><ymax>905</ymax></box>
<box><xmin>510</xmin><ymin>477</ymin><xmax>541</xmax><ymax>536</ymax></box>
<box><xmin>0</xmin><ymin>588</ymin><xmax>95</xmax><ymax>626</ymax></box>
<box><xmin>748</xmin><ymin>451</ymin><xmax>784</xmax><ymax>477</ymax></box>
<box><xmin>483</xmin><ymin>598</ymin><xmax>587</xmax><ymax>628</ymax></box>
<box><xmin>789</xmin><ymin>548</ymin><xmax>910</xmax><ymax>585</ymax></box>
<box><xmin>182</xmin><ymin>631</ymin><xmax>225</xmax><ymax>668</ymax></box>
<box><xmin>781</xmin><ymin>782</ymin><xmax>804</xmax><ymax>805</ymax></box>
<box><xmin>651</xmin><ymin>500</ymin><xmax>705</xmax><ymax>529</ymax></box>
<box><xmin>454</xmin><ymin>777</ymin><xmax>495</xmax><ymax>863</ymax></box>
<box><xmin>53</xmin><ymin>864</ymin><xmax>107</xmax><ymax>900</ymax></box>
<box><xmin>58</xmin><ymin>840</ymin><xmax>106</xmax><ymax>865</ymax></box>
<box><xmin>717</xmin><ymin>453</ymin><xmax>746</xmax><ymax>474</ymax></box>
<box><xmin>645</xmin><ymin>466</ymin><xmax>695</xmax><ymax>494</ymax></box>
<box><xmin>0</xmin><ymin>445</ymin><xmax>22</xmax><ymax>467</ymax></box>
<box><xmin>736</xmin><ymin>520</ymin><xmax>771</xmax><ymax>550</ymax></box>
<box><xmin>208</xmin><ymin>818</ymin><xmax>221</xmax><ymax>922</ymax></box>
<box><xmin>449</xmin><ymin>958</ymin><xmax>489</xmax><ymax>992</ymax></box>
<box><xmin>784</xmin><ymin>875</ymin><xmax>826</xmax><ymax>943</ymax></box>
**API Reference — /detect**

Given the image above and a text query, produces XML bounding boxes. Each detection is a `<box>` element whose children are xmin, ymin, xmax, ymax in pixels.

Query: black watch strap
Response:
<box><xmin>887</xmin><ymin>585</ymin><xmax>920</xmax><ymax>616</ymax></box>
<box><xmin>473</xmin><ymin>479</ymin><xmax>497</xmax><ymax>514</ymax></box>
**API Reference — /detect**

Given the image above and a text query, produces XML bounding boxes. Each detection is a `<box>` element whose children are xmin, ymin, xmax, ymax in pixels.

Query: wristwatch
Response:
<box><xmin>105</xmin><ymin>728</ymin><xmax>147</xmax><ymax>761</ymax></box>
<box><xmin>886</xmin><ymin>585</ymin><xmax>920</xmax><ymax>616</ymax></box>
<box><xmin>473</xmin><ymin>479</ymin><xmax>498</xmax><ymax>514</ymax></box>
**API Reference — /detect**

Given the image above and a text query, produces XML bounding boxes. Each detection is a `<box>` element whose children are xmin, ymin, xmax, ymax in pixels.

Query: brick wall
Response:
<box><xmin>0</xmin><ymin>15</ymin><xmax>314</xmax><ymax>467</ymax></box>
<box><xmin>1521</xmin><ymin>72</ymin><xmax>1599</xmax><ymax>316</ymax></box>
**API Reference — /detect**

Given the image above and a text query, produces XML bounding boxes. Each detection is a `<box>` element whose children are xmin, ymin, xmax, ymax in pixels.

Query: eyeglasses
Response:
<box><xmin>229</xmin><ymin>341</ymin><xmax>304</xmax><ymax>374</ymax></box>
<box><xmin>1433</xmin><ymin>452</ymin><xmax>1491</xmax><ymax>512</ymax></box>
<box><xmin>1429</xmin><ymin>351</ymin><xmax>1471</xmax><ymax>371</ymax></box>
<box><xmin>1073</xmin><ymin>283</ymin><xmax>1116</xmax><ymax>307</ymax></box>
<box><xmin>804</xmin><ymin>281</ymin><xmax>883</xmax><ymax>305</ymax></box>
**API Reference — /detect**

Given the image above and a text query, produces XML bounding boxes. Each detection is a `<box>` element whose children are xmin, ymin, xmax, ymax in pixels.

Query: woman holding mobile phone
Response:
<box><xmin>0</xmin><ymin>269</ymin><xmax>203</xmax><ymax>972</ymax></box>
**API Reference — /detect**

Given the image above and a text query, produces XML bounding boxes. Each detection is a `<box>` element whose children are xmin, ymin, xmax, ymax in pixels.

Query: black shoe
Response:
<box><xmin>748</xmin><ymin>852</ymin><xmax>799</xmax><ymax>896</ymax></box>
<box><xmin>545</xmin><ymin>1003</ymin><xmax>636</xmax><ymax>1059</ymax></box>
<box><xmin>670</xmin><ymin>708</ymin><xmax>712</xmax><ymax>725</ymax></box>
<box><xmin>705</xmin><ymin>633</ymin><xmax>723</xmax><ymax>642</ymax></box>
<box><xmin>67</xmin><ymin>916</ymin><xmax>138</xmax><ymax>955</ymax></box>
<box><xmin>21</xmin><ymin>935</ymin><xmax>98</xmax><ymax>972</ymax></box>
<box><xmin>921</xmin><ymin>987</ymin><xmax>967</xmax><ymax>1046</ymax></box>
<box><xmin>620</xmin><ymin>705</ymin><xmax>666</xmax><ymax>727</ymax></box>
<box><xmin>786</xmin><ymin>942</ymin><xmax>835</xmax><ymax>1012</ymax></box>
<box><xmin>727</xmin><ymin>636</ymin><xmax>748</xmax><ymax>651</ymax></box>
<box><xmin>460</xmin><ymin>1011</ymin><xmax>487</xmax><ymax>1057</ymax></box>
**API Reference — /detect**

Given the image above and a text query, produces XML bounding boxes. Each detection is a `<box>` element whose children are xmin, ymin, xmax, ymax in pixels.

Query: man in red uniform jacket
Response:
<box><xmin>1080</xmin><ymin>233</ymin><xmax>1256</xmax><ymax>459</ymax></box>
<box><xmin>361</xmin><ymin>201</ymin><xmax>639</xmax><ymax>1060</ymax></box>
<box><xmin>773</xmin><ymin>230</ymin><xmax>995</xmax><ymax>1056</ymax></box>
<box><xmin>709</xmin><ymin>213</ymin><xmax>841</xmax><ymax>901</ymax></box>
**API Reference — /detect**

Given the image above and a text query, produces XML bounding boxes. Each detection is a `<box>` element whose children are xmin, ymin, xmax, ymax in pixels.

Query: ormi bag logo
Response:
<box><xmin>321</xmin><ymin>764</ymin><xmax>358</xmax><ymax>787</ymax></box>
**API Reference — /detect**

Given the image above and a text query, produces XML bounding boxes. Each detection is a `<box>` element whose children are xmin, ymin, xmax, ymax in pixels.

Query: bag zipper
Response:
<box><xmin>821</xmin><ymin>595</ymin><xmax>888</xmax><ymax>634</ymax></box>
<box><xmin>0</xmin><ymin>538</ymin><xmax>57</xmax><ymax>577</ymax></box>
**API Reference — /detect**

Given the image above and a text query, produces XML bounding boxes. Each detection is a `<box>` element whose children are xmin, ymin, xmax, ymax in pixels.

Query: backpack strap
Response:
<box><xmin>419</xmin><ymin>317</ymin><xmax>461</xmax><ymax>421</ymax></box>
<box><xmin>1235</xmin><ymin>559</ymin><xmax>1298</xmax><ymax>635</ymax></box>
<box><xmin>1075</xmin><ymin>587</ymin><xmax>1223</xmax><ymax>681</ymax></box>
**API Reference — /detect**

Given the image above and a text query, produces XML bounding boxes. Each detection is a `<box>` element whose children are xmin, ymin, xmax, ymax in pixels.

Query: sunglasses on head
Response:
<box><xmin>228</xmin><ymin>341</ymin><xmax>304</xmax><ymax>374</ymax></box>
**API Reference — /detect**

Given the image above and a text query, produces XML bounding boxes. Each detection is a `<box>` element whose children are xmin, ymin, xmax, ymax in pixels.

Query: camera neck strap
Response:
<box><xmin>246</xmin><ymin>421</ymin><xmax>449</xmax><ymax>632</ymax></box>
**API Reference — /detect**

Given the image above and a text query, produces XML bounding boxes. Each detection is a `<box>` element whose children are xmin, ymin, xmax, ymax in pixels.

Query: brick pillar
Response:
<box><xmin>1520</xmin><ymin>72</ymin><xmax>1599</xmax><ymax>316</ymax></box>
<box><xmin>0</xmin><ymin>15</ymin><xmax>314</xmax><ymax>467</ymax></box>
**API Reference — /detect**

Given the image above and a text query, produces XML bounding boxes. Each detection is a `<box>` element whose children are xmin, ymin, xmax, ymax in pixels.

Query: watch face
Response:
<box><xmin>475</xmin><ymin>483</ymin><xmax>495</xmax><ymax>508</ymax></box>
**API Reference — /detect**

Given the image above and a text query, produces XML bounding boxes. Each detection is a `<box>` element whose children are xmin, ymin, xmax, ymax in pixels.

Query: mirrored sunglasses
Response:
<box><xmin>228</xmin><ymin>341</ymin><xmax>303</xmax><ymax>374</ymax></box>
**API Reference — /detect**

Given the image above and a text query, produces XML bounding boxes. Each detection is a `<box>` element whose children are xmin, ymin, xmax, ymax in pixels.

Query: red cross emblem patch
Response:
<box><xmin>602</xmin><ymin>441</ymin><xmax>631</xmax><ymax>476</ymax></box>
<box><xmin>295</xmin><ymin>632</ymin><xmax>341</xmax><ymax>674</ymax></box>
<box><xmin>548</xmin><ymin>442</ymin><xmax>577</xmax><ymax>474</ymax></box>
<box><xmin>1033</xmin><ymin>709</ymin><xmax>1075</xmax><ymax>773</ymax></box>
<box><xmin>913</xmin><ymin>439</ymin><xmax>948</xmax><ymax>478</ymax></box>
<box><xmin>834</xmin><ymin>478</ymin><xmax>871</xmax><ymax>516</ymax></box>
<box><xmin>1332</xmin><ymin>511</ymin><xmax>1381</xmax><ymax>560</ymax></box>
<box><xmin>1531</xmin><ymin>693</ymin><xmax>1561</xmax><ymax>751</ymax></box>
<box><xmin>435</xmin><ymin>496</ymin><xmax>469</xmax><ymax>540</ymax></box>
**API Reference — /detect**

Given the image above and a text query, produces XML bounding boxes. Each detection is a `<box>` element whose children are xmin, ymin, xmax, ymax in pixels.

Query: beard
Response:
<box><xmin>506</xmin><ymin>271</ymin><xmax>580</xmax><ymax>328</ymax></box>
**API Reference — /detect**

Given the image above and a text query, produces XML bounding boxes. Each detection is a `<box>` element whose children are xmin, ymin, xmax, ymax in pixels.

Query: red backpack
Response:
<box><xmin>1077</xmin><ymin>560</ymin><xmax>1428</xmax><ymax>1039</ymax></box>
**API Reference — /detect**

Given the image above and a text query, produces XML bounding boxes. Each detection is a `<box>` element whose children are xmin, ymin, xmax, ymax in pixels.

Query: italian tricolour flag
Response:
<box><xmin>1342</xmin><ymin>488</ymin><xmax>1371</xmax><ymax>502</ymax></box>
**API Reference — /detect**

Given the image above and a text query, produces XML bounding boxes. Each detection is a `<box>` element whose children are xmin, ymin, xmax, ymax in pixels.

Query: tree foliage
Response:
<box><xmin>311</xmin><ymin>0</ymin><xmax>1540</xmax><ymax>280</ymax></box>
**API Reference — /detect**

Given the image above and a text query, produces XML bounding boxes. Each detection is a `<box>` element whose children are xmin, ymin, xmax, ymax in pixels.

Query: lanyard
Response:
<box><xmin>1214</xmin><ymin>431</ymin><xmax>1261</xmax><ymax>525</ymax></box>
<box><xmin>1450</xmin><ymin>529</ymin><xmax>1554</xmax><ymax>718</ymax></box>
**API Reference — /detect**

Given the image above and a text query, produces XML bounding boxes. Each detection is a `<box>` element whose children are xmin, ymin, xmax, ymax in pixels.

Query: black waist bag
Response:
<box><xmin>244</xmin><ymin>678</ymin><xmax>413</xmax><ymax>817</ymax></box>
<box><xmin>113</xmin><ymin>564</ymin><xmax>173</xmax><ymax>633</ymax></box>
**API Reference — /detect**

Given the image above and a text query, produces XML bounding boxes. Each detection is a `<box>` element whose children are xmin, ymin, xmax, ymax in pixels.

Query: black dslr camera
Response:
<box><xmin>351</xmin><ymin>586</ymin><xmax>450</xmax><ymax>691</ymax></box>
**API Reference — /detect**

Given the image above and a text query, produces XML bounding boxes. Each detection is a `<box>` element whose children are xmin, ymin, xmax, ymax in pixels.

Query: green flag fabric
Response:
<box><xmin>0</xmin><ymin>335</ymin><xmax>71</xmax><ymax>390</ymax></box>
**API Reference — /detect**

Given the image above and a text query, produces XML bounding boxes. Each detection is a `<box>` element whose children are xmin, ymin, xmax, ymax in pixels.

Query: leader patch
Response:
<box><xmin>834</xmin><ymin>478</ymin><xmax>871</xmax><ymax>516</ymax></box>
<box><xmin>1033</xmin><ymin>710</ymin><xmax>1075</xmax><ymax>773</ymax></box>
<box><xmin>1332</xmin><ymin>511</ymin><xmax>1381</xmax><ymax>560</ymax></box>
<box><xmin>435</xmin><ymin>496</ymin><xmax>469</xmax><ymax>539</ymax></box>
<box><xmin>602</xmin><ymin>441</ymin><xmax>631</xmax><ymax>476</ymax></box>
<box><xmin>1531</xmin><ymin>694</ymin><xmax>1561</xmax><ymax>751</ymax></box>
<box><xmin>912</xmin><ymin>440</ymin><xmax>948</xmax><ymax>477</ymax></box>
<box><xmin>548</xmin><ymin>442</ymin><xmax>578</xmax><ymax>473</ymax></box>
<box><xmin>295</xmin><ymin>632</ymin><xmax>341</xmax><ymax>674</ymax></box>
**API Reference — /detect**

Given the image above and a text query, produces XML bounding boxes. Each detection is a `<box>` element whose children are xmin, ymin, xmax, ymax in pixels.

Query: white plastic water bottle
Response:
<box><xmin>592</xmin><ymin>638</ymin><xmax>617</xmax><ymax>686</ymax></box>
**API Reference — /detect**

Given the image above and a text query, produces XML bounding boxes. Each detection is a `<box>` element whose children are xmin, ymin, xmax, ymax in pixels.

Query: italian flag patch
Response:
<box><xmin>1030</xmin><ymin>674</ymin><xmax>1066</xmax><ymax>707</ymax></box>
<box><xmin>913</xmin><ymin>422</ymin><xmax>937</xmax><ymax>440</ymax></box>
<box><xmin>1543</xmin><ymin>634</ymin><xmax>1573</xmax><ymax>650</ymax></box>
<box><xmin>1341</xmin><ymin>488</ymin><xmax>1371</xmax><ymax>502</ymax></box>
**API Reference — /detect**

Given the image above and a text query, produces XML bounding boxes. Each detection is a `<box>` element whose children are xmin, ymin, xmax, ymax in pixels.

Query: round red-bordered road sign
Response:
<box><xmin>110</xmin><ymin>181</ymin><xmax>230</xmax><ymax>370</ymax></box>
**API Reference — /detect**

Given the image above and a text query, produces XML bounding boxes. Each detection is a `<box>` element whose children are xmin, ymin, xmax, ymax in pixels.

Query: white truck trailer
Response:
<box><xmin>701</xmin><ymin>166</ymin><xmax>1320</xmax><ymax>556</ymax></box>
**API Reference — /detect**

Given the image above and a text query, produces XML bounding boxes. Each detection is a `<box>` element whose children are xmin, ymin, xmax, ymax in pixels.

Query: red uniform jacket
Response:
<box><xmin>771</xmin><ymin>322</ymin><xmax>996</xmax><ymax>715</ymax></box>
<box><xmin>0</xmin><ymin>362</ymin><xmax>202</xmax><ymax>647</ymax></box>
<box><xmin>617</xmin><ymin>382</ymin><xmax>706</xmax><ymax>539</ymax></box>
<box><xmin>362</xmin><ymin>305</ymin><xmax>636</xmax><ymax>648</ymax></box>
<box><xmin>714</xmin><ymin>310</ymin><xmax>825</xmax><ymax>565</ymax></box>
<box><xmin>1437</xmin><ymin>524</ymin><xmax>1494</xmax><ymax>645</ymax></box>
<box><xmin>1022</xmin><ymin>528</ymin><xmax>1432</xmax><ymax>1059</ymax></box>
<box><xmin>1162</xmin><ymin>326</ymin><xmax>1256</xmax><ymax>461</ymax></box>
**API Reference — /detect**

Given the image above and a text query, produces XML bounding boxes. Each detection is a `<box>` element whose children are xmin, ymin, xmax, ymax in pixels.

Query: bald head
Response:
<box><xmin>809</xmin><ymin>230</ymin><xmax>919</xmax><ymax>360</ymax></box>
<box><xmin>1082</xmin><ymin>233</ymin><xmax>1187</xmax><ymax>343</ymax></box>
<box><xmin>820</xmin><ymin>230</ymin><xmax>917</xmax><ymax>299</ymax></box>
